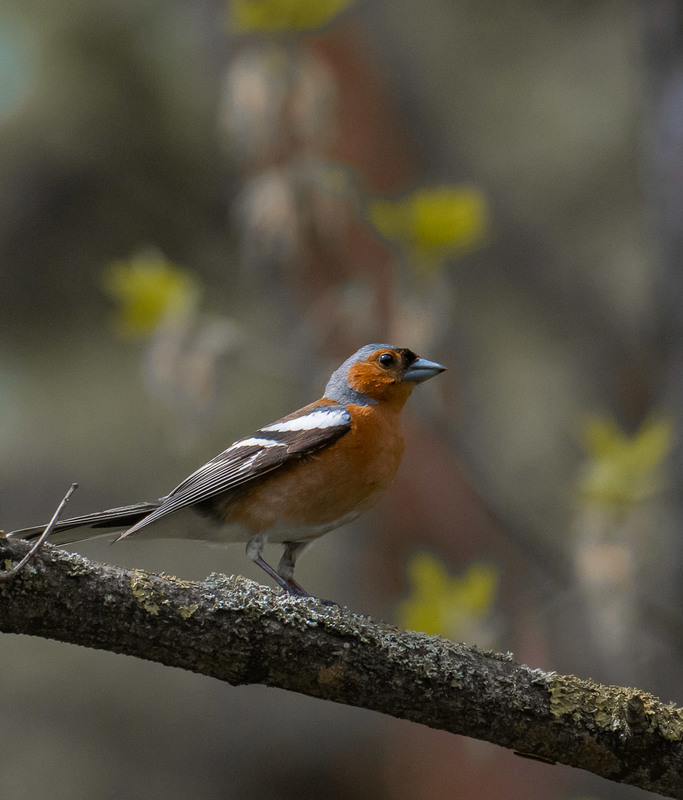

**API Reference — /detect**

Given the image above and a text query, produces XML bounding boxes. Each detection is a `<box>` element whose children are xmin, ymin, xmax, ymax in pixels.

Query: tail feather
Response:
<box><xmin>5</xmin><ymin>501</ymin><xmax>161</xmax><ymax>545</ymax></box>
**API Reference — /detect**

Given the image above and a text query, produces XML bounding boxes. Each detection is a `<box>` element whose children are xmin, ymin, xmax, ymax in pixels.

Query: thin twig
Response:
<box><xmin>0</xmin><ymin>483</ymin><xmax>77</xmax><ymax>581</ymax></box>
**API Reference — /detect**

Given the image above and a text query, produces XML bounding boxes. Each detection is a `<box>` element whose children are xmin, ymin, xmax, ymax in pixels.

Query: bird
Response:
<box><xmin>8</xmin><ymin>344</ymin><xmax>445</xmax><ymax>598</ymax></box>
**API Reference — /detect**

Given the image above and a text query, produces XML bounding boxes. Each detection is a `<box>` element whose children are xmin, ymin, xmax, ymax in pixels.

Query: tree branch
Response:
<box><xmin>0</xmin><ymin>537</ymin><xmax>681</xmax><ymax>797</ymax></box>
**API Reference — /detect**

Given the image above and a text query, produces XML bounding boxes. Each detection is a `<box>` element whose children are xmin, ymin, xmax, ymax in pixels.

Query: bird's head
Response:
<box><xmin>324</xmin><ymin>344</ymin><xmax>445</xmax><ymax>408</ymax></box>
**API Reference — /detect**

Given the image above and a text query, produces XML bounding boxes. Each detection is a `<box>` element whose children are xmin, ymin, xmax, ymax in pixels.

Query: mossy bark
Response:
<box><xmin>0</xmin><ymin>537</ymin><xmax>681</xmax><ymax>798</ymax></box>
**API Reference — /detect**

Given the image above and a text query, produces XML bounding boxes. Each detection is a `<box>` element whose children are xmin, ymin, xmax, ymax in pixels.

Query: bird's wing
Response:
<box><xmin>118</xmin><ymin>404</ymin><xmax>351</xmax><ymax>537</ymax></box>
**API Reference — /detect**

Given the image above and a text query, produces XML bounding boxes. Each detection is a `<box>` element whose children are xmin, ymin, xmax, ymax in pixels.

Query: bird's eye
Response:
<box><xmin>379</xmin><ymin>353</ymin><xmax>395</xmax><ymax>368</ymax></box>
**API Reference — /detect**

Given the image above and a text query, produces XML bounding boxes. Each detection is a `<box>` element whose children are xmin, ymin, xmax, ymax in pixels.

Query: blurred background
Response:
<box><xmin>1</xmin><ymin>1</ymin><xmax>681</xmax><ymax>798</ymax></box>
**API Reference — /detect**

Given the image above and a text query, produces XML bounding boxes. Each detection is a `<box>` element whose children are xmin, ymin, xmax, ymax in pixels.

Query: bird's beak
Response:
<box><xmin>403</xmin><ymin>357</ymin><xmax>446</xmax><ymax>383</ymax></box>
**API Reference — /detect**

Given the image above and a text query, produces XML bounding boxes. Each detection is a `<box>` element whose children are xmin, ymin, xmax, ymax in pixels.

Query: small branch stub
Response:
<box><xmin>0</xmin><ymin>484</ymin><xmax>77</xmax><ymax>581</ymax></box>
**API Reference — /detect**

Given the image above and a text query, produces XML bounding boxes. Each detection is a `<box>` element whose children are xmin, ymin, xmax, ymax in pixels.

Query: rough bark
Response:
<box><xmin>0</xmin><ymin>537</ymin><xmax>681</xmax><ymax>798</ymax></box>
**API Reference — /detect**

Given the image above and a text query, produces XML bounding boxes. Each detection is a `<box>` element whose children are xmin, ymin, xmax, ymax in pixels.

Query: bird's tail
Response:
<box><xmin>4</xmin><ymin>502</ymin><xmax>161</xmax><ymax>545</ymax></box>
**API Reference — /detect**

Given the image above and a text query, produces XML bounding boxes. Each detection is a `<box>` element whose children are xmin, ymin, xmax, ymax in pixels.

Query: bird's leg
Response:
<box><xmin>246</xmin><ymin>536</ymin><xmax>311</xmax><ymax>597</ymax></box>
<box><xmin>279</xmin><ymin>541</ymin><xmax>338</xmax><ymax>606</ymax></box>
<box><xmin>278</xmin><ymin>541</ymin><xmax>312</xmax><ymax>597</ymax></box>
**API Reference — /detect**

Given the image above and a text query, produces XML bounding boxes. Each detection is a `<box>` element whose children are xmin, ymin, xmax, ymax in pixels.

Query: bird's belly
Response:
<box><xmin>240</xmin><ymin>508</ymin><xmax>363</xmax><ymax>544</ymax></box>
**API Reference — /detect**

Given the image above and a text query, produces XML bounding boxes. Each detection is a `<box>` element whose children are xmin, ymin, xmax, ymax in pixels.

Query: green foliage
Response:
<box><xmin>396</xmin><ymin>551</ymin><xmax>498</xmax><ymax>640</ymax></box>
<box><xmin>368</xmin><ymin>185</ymin><xmax>489</xmax><ymax>272</ymax></box>
<box><xmin>578</xmin><ymin>416</ymin><xmax>675</xmax><ymax>508</ymax></box>
<box><xmin>229</xmin><ymin>0</ymin><xmax>356</xmax><ymax>33</ymax></box>
<box><xmin>102</xmin><ymin>251</ymin><xmax>201</xmax><ymax>338</ymax></box>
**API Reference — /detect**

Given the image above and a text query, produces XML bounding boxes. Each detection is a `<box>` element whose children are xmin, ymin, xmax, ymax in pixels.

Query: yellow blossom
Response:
<box><xmin>578</xmin><ymin>416</ymin><xmax>675</xmax><ymax>507</ymax></box>
<box><xmin>368</xmin><ymin>185</ymin><xmax>489</xmax><ymax>270</ymax></box>
<box><xmin>395</xmin><ymin>552</ymin><xmax>498</xmax><ymax>640</ymax></box>
<box><xmin>102</xmin><ymin>251</ymin><xmax>201</xmax><ymax>338</ymax></box>
<box><xmin>230</xmin><ymin>0</ymin><xmax>355</xmax><ymax>33</ymax></box>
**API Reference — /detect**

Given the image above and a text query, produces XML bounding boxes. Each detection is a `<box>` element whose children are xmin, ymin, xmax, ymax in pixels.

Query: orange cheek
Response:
<box><xmin>348</xmin><ymin>362</ymin><xmax>416</xmax><ymax>409</ymax></box>
<box><xmin>347</xmin><ymin>362</ymin><xmax>391</xmax><ymax>399</ymax></box>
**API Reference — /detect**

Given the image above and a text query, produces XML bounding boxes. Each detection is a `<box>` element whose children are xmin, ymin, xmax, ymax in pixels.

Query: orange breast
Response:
<box><xmin>225</xmin><ymin>403</ymin><xmax>405</xmax><ymax>536</ymax></box>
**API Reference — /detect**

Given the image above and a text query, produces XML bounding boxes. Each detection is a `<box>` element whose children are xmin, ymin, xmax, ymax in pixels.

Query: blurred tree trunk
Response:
<box><xmin>637</xmin><ymin>0</ymin><xmax>683</xmax><ymax>689</ymax></box>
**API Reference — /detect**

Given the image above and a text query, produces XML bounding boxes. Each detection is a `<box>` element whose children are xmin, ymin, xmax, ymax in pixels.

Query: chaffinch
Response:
<box><xmin>9</xmin><ymin>344</ymin><xmax>445</xmax><ymax>597</ymax></box>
